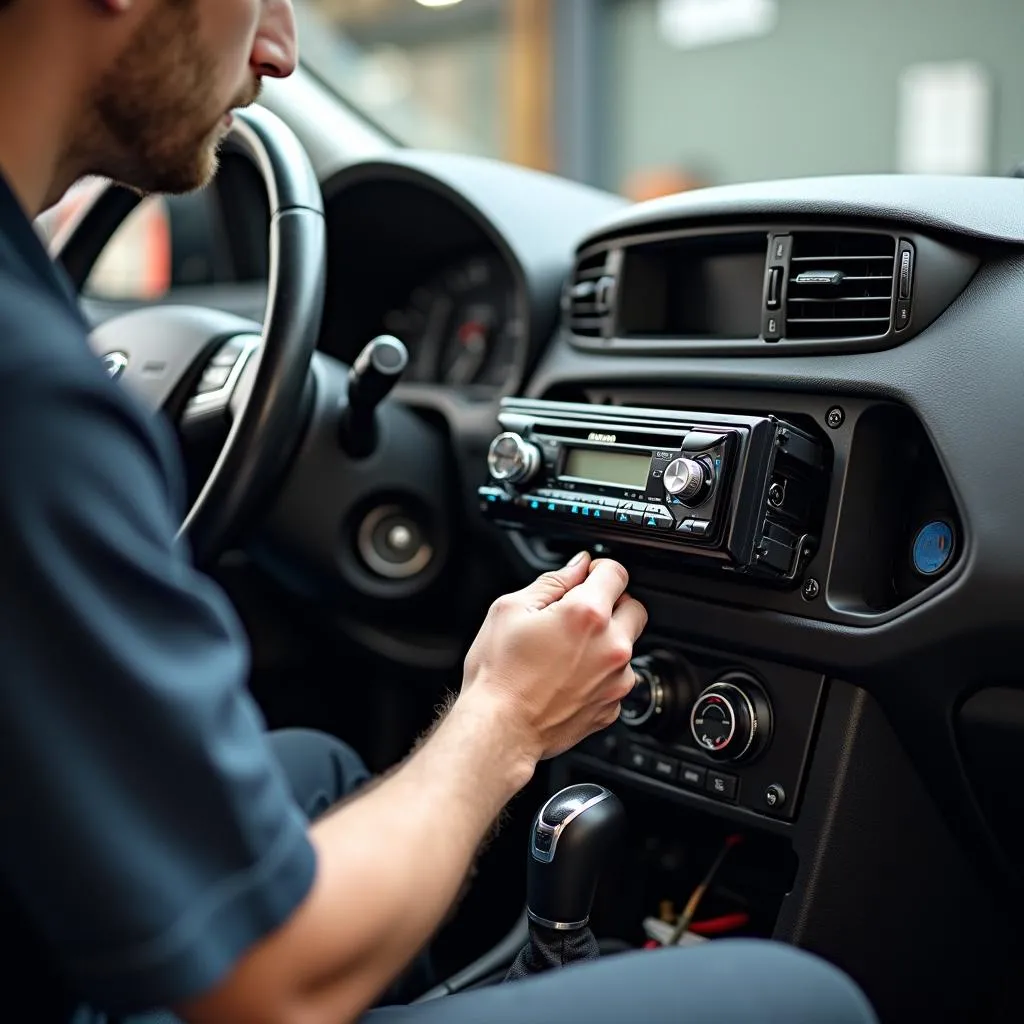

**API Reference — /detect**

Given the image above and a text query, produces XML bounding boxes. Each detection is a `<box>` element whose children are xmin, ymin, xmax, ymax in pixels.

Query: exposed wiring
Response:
<box><xmin>666</xmin><ymin>834</ymin><xmax>744</xmax><ymax>945</ymax></box>
<box><xmin>688</xmin><ymin>911</ymin><xmax>750</xmax><ymax>936</ymax></box>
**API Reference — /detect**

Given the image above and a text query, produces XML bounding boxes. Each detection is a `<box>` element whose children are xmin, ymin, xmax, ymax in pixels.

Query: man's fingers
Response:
<box><xmin>564</xmin><ymin>558</ymin><xmax>630</xmax><ymax>619</ymax></box>
<box><xmin>612</xmin><ymin>593</ymin><xmax>648</xmax><ymax>643</ymax></box>
<box><xmin>517</xmin><ymin>551</ymin><xmax>592</xmax><ymax>611</ymax></box>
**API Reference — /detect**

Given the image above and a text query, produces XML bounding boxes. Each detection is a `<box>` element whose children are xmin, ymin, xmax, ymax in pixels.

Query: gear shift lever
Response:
<box><xmin>339</xmin><ymin>334</ymin><xmax>409</xmax><ymax>457</ymax></box>
<box><xmin>506</xmin><ymin>783</ymin><xmax>624</xmax><ymax>981</ymax></box>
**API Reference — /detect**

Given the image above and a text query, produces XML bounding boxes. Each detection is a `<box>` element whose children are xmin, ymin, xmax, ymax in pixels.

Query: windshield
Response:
<box><xmin>295</xmin><ymin>0</ymin><xmax>1024</xmax><ymax>198</ymax></box>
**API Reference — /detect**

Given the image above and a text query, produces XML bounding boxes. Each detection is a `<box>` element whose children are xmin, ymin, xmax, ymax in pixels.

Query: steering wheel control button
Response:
<box><xmin>690</xmin><ymin>676</ymin><xmax>773</xmax><ymax>763</ymax></box>
<box><xmin>357</xmin><ymin>505</ymin><xmax>434</xmax><ymax>580</ymax></box>
<box><xmin>911</xmin><ymin>519</ymin><xmax>955</xmax><ymax>577</ymax></box>
<box><xmin>210</xmin><ymin>340</ymin><xmax>246</xmax><ymax>367</ymax></box>
<box><xmin>764</xmin><ymin>784</ymin><xmax>786</xmax><ymax>810</ymax></box>
<box><xmin>487</xmin><ymin>432</ymin><xmax>541</xmax><ymax>485</ymax></box>
<box><xmin>706</xmin><ymin>770</ymin><xmax>739</xmax><ymax>801</ymax></box>
<box><xmin>197</xmin><ymin>365</ymin><xmax>232</xmax><ymax>393</ymax></box>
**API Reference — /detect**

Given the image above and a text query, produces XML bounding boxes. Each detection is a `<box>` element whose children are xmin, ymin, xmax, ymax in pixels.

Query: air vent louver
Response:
<box><xmin>785</xmin><ymin>232</ymin><xmax>896</xmax><ymax>340</ymax></box>
<box><xmin>564</xmin><ymin>249</ymin><xmax>618</xmax><ymax>337</ymax></box>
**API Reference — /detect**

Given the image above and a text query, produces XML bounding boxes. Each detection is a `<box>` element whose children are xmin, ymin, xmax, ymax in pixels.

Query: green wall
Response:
<box><xmin>607</xmin><ymin>0</ymin><xmax>1024</xmax><ymax>189</ymax></box>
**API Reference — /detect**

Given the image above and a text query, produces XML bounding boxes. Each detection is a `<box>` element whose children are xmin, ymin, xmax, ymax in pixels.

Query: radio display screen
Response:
<box><xmin>563</xmin><ymin>448</ymin><xmax>652</xmax><ymax>488</ymax></box>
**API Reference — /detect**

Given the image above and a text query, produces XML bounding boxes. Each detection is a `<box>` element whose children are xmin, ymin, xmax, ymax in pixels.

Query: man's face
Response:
<box><xmin>84</xmin><ymin>0</ymin><xmax>295</xmax><ymax>195</ymax></box>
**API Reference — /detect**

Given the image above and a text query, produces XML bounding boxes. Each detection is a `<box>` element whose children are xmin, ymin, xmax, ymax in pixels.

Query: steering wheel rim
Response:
<box><xmin>51</xmin><ymin>105</ymin><xmax>326</xmax><ymax>567</ymax></box>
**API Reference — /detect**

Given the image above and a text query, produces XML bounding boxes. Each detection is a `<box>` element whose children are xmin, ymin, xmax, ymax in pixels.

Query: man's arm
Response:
<box><xmin>181</xmin><ymin>557</ymin><xmax>646</xmax><ymax>1024</ymax></box>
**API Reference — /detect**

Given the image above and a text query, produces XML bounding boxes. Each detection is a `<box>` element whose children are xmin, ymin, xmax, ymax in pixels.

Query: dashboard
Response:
<box><xmin>252</xmin><ymin>149</ymin><xmax>1024</xmax><ymax>1021</ymax></box>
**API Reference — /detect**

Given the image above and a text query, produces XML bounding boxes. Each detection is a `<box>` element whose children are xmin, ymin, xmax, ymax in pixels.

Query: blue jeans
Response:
<box><xmin>118</xmin><ymin>729</ymin><xmax>877</xmax><ymax>1024</ymax></box>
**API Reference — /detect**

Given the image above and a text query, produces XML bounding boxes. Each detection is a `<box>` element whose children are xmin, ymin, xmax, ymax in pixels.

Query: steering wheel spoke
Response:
<box><xmin>58</xmin><ymin>105</ymin><xmax>326</xmax><ymax>566</ymax></box>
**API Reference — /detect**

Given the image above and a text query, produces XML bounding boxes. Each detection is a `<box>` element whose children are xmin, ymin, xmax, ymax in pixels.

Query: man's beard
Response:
<box><xmin>80</xmin><ymin>0</ymin><xmax>258</xmax><ymax>195</ymax></box>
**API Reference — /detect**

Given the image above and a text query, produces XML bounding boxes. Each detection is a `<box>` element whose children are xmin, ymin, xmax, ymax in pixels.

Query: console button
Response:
<box><xmin>896</xmin><ymin>298</ymin><xmax>912</xmax><ymax>331</ymax></box>
<box><xmin>615</xmin><ymin>508</ymin><xmax>642</xmax><ymax>526</ymax></box>
<box><xmin>650</xmin><ymin>755</ymin><xmax>678</xmax><ymax>781</ymax></box>
<box><xmin>706</xmin><ymin>770</ymin><xmax>738</xmax><ymax>801</ymax></box>
<box><xmin>678</xmin><ymin>763</ymin><xmax>706</xmax><ymax>789</ymax></box>
<box><xmin>624</xmin><ymin>746</ymin><xmax>652</xmax><ymax>774</ymax></box>
<box><xmin>770</xmin><ymin>235</ymin><xmax>792</xmax><ymax>262</ymax></box>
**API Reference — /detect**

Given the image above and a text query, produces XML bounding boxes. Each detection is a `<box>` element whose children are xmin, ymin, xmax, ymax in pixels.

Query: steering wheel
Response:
<box><xmin>51</xmin><ymin>105</ymin><xmax>325</xmax><ymax>567</ymax></box>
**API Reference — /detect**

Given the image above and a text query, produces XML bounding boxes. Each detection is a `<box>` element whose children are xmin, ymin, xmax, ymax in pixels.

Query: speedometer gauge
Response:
<box><xmin>383</xmin><ymin>253</ymin><xmax>520</xmax><ymax>387</ymax></box>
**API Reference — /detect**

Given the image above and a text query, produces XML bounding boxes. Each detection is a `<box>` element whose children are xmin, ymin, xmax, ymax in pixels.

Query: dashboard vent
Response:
<box><xmin>564</xmin><ymin>249</ymin><xmax>619</xmax><ymax>337</ymax></box>
<box><xmin>785</xmin><ymin>232</ymin><xmax>896</xmax><ymax>340</ymax></box>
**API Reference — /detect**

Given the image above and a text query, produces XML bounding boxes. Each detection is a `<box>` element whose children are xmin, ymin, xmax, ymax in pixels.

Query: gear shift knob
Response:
<box><xmin>526</xmin><ymin>783</ymin><xmax>625</xmax><ymax>930</ymax></box>
<box><xmin>340</xmin><ymin>334</ymin><xmax>409</xmax><ymax>457</ymax></box>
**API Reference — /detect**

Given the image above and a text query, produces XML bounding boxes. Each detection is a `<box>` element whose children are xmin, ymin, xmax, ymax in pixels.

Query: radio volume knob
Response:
<box><xmin>663</xmin><ymin>457</ymin><xmax>709</xmax><ymax>502</ymax></box>
<box><xmin>487</xmin><ymin>431</ymin><xmax>541</xmax><ymax>485</ymax></box>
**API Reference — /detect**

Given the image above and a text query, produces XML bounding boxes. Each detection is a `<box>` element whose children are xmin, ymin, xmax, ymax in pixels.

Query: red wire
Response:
<box><xmin>688</xmin><ymin>911</ymin><xmax>750</xmax><ymax>936</ymax></box>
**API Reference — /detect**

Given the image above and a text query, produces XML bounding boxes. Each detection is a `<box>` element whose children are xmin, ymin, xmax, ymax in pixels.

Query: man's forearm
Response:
<box><xmin>180</xmin><ymin>692</ymin><xmax>536</xmax><ymax>1024</ymax></box>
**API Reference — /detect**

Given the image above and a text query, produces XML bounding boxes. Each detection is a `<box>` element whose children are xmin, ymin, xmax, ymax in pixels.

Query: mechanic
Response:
<box><xmin>0</xmin><ymin>2</ymin><xmax>877</xmax><ymax>1023</ymax></box>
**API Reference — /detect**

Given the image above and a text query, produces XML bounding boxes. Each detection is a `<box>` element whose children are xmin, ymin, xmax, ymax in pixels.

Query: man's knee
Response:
<box><xmin>647</xmin><ymin>939</ymin><xmax>876</xmax><ymax>1023</ymax></box>
<box><xmin>268</xmin><ymin>727</ymin><xmax>371</xmax><ymax>821</ymax></box>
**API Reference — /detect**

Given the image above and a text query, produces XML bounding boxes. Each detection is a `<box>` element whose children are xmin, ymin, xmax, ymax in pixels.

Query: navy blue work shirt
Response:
<box><xmin>0</xmin><ymin>174</ymin><xmax>316</xmax><ymax>1020</ymax></box>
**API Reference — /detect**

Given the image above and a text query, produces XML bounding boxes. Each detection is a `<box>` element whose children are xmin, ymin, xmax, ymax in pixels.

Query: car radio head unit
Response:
<box><xmin>478</xmin><ymin>398</ymin><xmax>829</xmax><ymax>582</ymax></box>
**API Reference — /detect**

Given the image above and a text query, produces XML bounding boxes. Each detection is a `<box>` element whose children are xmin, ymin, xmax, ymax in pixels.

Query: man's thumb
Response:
<box><xmin>520</xmin><ymin>550</ymin><xmax>591</xmax><ymax>611</ymax></box>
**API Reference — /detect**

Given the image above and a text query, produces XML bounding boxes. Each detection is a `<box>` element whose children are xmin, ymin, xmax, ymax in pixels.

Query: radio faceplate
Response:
<box><xmin>479</xmin><ymin>399</ymin><xmax>829</xmax><ymax>582</ymax></box>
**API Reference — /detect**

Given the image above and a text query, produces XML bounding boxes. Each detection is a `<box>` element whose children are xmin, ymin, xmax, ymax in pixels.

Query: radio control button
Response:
<box><xmin>487</xmin><ymin>432</ymin><xmax>541</xmax><ymax>485</ymax></box>
<box><xmin>643</xmin><ymin>507</ymin><xmax>674</xmax><ymax>530</ymax></box>
<box><xmin>678</xmin><ymin>519</ymin><xmax>711</xmax><ymax>536</ymax></box>
<box><xmin>615</xmin><ymin>509</ymin><xmax>642</xmax><ymax>525</ymax></box>
<box><xmin>664</xmin><ymin>457</ymin><xmax>708</xmax><ymax>502</ymax></box>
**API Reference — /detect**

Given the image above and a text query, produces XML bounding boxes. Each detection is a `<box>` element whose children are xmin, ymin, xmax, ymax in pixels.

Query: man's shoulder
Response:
<box><xmin>0</xmin><ymin>259</ymin><xmax>92</xmax><ymax>375</ymax></box>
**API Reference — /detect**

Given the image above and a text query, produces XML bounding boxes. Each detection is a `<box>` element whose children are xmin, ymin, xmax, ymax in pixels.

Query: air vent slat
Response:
<box><xmin>785</xmin><ymin>231</ymin><xmax>896</xmax><ymax>340</ymax></box>
<box><xmin>788</xmin><ymin>317</ymin><xmax>891</xmax><ymax>325</ymax></box>
<box><xmin>791</xmin><ymin>295</ymin><xmax>892</xmax><ymax>304</ymax></box>
<box><xmin>564</xmin><ymin>249</ymin><xmax>617</xmax><ymax>338</ymax></box>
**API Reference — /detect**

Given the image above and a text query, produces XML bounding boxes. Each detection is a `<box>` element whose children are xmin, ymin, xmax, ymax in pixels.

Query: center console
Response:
<box><xmin>577</xmin><ymin>644</ymin><xmax>824</xmax><ymax>823</ymax></box>
<box><xmin>477</xmin><ymin>397</ymin><xmax>831</xmax><ymax>825</ymax></box>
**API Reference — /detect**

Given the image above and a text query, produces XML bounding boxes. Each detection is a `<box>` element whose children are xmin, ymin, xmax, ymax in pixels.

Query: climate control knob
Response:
<box><xmin>620</xmin><ymin>651</ymin><xmax>693</xmax><ymax>737</ymax></box>
<box><xmin>487</xmin><ymin>432</ymin><xmax>541</xmax><ymax>485</ymax></box>
<box><xmin>663</xmin><ymin>457</ymin><xmax>710</xmax><ymax>504</ymax></box>
<box><xmin>690</xmin><ymin>674</ymin><xmax>772</xmax><ymax>762</ymax></box>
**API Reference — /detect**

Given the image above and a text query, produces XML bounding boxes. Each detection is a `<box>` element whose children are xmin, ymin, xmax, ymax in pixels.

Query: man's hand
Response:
<box><xmin>179</xmin><ymin>553</ymin><xmax>646</xmax><ymax>1024</ymax></box>
<box><xmin>462</xmin><ymin>551</ymin><xmax>647</xmax><ymax>764</ymax></box>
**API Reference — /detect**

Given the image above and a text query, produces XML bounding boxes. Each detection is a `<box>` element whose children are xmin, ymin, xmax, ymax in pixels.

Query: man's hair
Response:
<box><xmin>0</xmin><ymin>1</ymin><xmax>14</xmax><ymax>10</ymax></box>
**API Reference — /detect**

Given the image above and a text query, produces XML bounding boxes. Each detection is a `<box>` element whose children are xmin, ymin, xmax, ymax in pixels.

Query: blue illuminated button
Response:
<box><xmin>911</xmin><ymin>520</ymin><xmax>955</xmax><ymax>576</ymax></box>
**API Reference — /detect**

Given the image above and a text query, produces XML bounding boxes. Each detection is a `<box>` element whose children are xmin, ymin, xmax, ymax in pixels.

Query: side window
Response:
<box><xmin>43</xmin><ymin>159</ymin><xmax>270</xmax><ymax>304</ymax></box>
<box><xmin>85</xmin><ymin>196</ymin><xmax>172</xmax><ymax>300</ymax></box>
<box><xmin>84</xmin><ymin>191</ymin><xmax>229</xmax><ymax>301</ymax></box>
